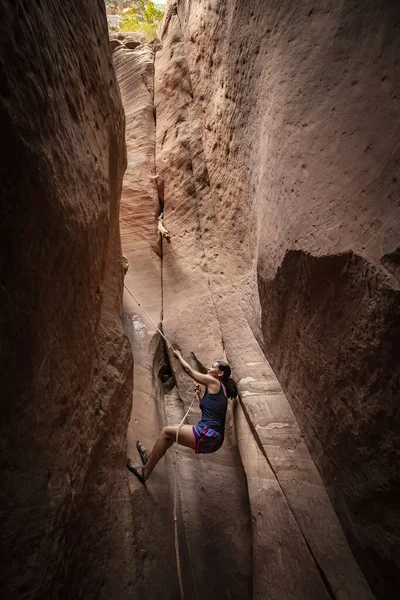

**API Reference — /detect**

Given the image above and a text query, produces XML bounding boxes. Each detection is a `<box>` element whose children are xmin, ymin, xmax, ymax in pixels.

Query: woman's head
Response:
<box><xmin>207</xmin><ymin>360</ymin><xmax>238</xmax><ymax>398</ymax></box>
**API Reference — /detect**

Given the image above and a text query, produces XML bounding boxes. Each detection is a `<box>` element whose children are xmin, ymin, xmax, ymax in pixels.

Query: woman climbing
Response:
<box><xmin>126</xmin><ymin>350</ymin><xmax>238</xmax><ymax>484</ymax></box>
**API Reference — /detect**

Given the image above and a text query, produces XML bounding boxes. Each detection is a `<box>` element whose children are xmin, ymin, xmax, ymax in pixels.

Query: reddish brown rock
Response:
<box><xmin>154</xmin><ymin>7</ymin><xmax>373</xmax><ymax>599</ymax></box>
<box><xmin>113</xmin><ymin>42</ymin><xmax>181</xmax><ymax>597</ymax></box>
<box><xmin>161</xmin><ymin>0</ymin><xmax>400</xmax><ymax>596</ymax></box>
<box><xmin>113</xmin><ymin>28</ymin><xmax>253</xmax><ymax>598</ymax></box>
<box><xmin>152</xmin><ymin>14</ymin><xmax>255</xmax><ymax>595</ymax></box>
<box><xmin>10</xmin><ymin>0</ymin><xmax>393</xmax><ymax>597</ymax></box>
<box><xmin>0</xmin><ymin>2</ymin><xmax>132</xmax><ymax>599</ymax></box>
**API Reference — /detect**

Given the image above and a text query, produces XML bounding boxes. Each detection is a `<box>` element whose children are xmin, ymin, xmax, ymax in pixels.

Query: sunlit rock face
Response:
<box><xmin>0</xmin><ymin>3</ymin><xmax>133</xmax><ymax>599</ymax></box>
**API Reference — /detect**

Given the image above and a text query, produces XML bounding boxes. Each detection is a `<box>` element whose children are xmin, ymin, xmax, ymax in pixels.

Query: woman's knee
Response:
<box><xmin>161</xmin><ymin>426</ymin><xmax>174</xmax><ymax>440</ymax></box>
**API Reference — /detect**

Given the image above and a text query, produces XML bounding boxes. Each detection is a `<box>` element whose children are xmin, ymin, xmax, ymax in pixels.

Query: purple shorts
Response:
<box><xmin>192</xmin><ymin>425</ymin><xmax>223</xmax><ymax>454</ymax></box>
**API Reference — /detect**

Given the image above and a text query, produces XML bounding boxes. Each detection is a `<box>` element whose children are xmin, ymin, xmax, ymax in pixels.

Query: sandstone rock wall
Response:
<box><xmin>0</xmin><ymin>3</ymin><xmax>133</xmax><ymax>598</ymax></box>
<box><xmin>130</xmin><ymin>5</ymin><xmax>371</xmax><ymax>599</ymax></box>
<box><xmin>155</xmin><ymin>17</ymin><xmax>255</xmax><ymax>596</ymax></box>
<box><xmin>162</xmin><ymin>1</ymin><xmax>400</xmax><ymax>596</ymax></box>
<box><xmin>7</xmin><ymin>1</ymin><xmax>396</xmax><ymax>597</ymax></box>
<box><xmin>113</xmin><ymin>38</ymin><xmax>180</xmax><ymax>598</ymax></box>
<box><xmin>114</xmin><ymin>31</ymin><xmax>254</xmax><ymax>598</ymax></box>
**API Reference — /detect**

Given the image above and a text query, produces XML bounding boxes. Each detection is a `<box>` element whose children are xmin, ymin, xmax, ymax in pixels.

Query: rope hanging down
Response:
<box><xmin>173</xmin><ymin>398</ymin><xmax>195</xmax><ymax>599</ymax></box>
<box><xmin>124</xmin><ymin>283</ymin><xmax>195</xmax><ymax>600</ymax></box>
<box><xmin>124</xmin><ymin>284</ymin><xmax>174</xmax><ymax>350</ymax></box>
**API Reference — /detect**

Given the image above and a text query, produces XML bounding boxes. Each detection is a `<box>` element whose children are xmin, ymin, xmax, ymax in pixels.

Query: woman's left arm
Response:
<box><xmin>173</xmin><ymin>350</ymin><xmax>219</xmax><ymax>391</ymax></box>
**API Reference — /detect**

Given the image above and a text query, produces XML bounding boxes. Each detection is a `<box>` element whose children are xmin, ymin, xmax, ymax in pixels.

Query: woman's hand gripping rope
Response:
<box><xmin>194</xmin><ymin>383</ymin><xmax>202</xmax><ymax>403</ymax></box>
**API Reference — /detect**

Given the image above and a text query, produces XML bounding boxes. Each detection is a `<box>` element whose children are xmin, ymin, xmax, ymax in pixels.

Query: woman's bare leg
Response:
<box><xmin>144</xmin><ymin>424</ymin><xmax>195</xmax><ymax>479</ymax></box>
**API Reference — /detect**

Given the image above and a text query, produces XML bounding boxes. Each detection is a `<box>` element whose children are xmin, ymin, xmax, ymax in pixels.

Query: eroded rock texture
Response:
<box><xmin>155</xmin><ymin>20</ymin><xmax>254</xmax><ymax>597</ymax></box>
<box><xmin>9</xmin><ymin>0</ymin><xmax>396</xmax><ymax>597</ymax></box>
<box><xmin>0</xmin><ymin>3</ymin><xmax>132</xmax><ymax>599</ymax></box>
<box><xmin>115</xmin><ymin>34</ymin><xmax>254</xmax><ymax>598</ymax></box>
<box><xmin>149</xmin><ymin>6</ymin><xmax>373</xmax><ymax>598</ymax></box>
<box><xmin>114</xmin><ymin>3</ymin><xmax>382</xmax><ymax>598</ymax></box>
<box><xmin>113</xmin><ymin>37</ymin><xmax>180</xmax><ymax>598</ymax></box>
<box><xmin>158</xmin><ymin>0</ymin><xmax>399</xmax><ymax>597</ymax></box>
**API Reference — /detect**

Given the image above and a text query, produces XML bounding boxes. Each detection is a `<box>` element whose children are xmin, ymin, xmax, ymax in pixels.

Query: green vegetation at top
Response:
<box><xmin>107</xmin><ymin>1</ymin><xmax>165</xmax><ymax>40</ymax></box>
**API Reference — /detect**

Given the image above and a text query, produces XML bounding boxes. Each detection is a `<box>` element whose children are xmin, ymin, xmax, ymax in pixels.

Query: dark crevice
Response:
<box><xmin>150</xmin><ymin>334</ymin><xmax>170</xmax><ymax>428</ymax></box>
<box><xmin>189</xmin><ymin>352</ymin><xmax>207</xmax><ymax>374</ymax></box>
<box><xmin>151</xmin><ymin>45</ymin><xmax>165</xmax><ymax>318</ymax></box>
<box><xmin>151</xmin><ymin>44</ymin><xmax>164</xmax><ymax>216</ymax></box>
<box><xmin>159</xmin><ymin>342</ymin><xmax>176</xmax><ymax>394</ymax></box>
<box><xmin>381</xmin><ymin>246</ymin><xmax>400</xmax><ymax>284</ymax></box>
<box><xmin>157</xmin><ymin>179</ymin><xmax>165</xmax><ymax>212</ymax></box>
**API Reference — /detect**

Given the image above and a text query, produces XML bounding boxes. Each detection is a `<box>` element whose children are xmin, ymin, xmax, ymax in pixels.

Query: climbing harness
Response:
<box><xmin>124</xmin><ymin>283</ymin><xmax>195</xmax><ymax>600</ymax></box>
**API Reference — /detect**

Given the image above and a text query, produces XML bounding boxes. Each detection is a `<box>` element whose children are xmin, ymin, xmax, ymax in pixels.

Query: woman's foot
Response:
<box><xmin>126</xmin><ymin>459</ymin><xmax>147</xmax><ymax>484</ymax></box>
<box><xmin>136</xmin><ymin>440</ymin><xmax>149</xmax><ymax>465</ymax></box>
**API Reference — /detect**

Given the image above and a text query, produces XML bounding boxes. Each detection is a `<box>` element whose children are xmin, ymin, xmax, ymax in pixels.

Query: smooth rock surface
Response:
<box><xmin>113</xmin><ymin>40</ymin><xmax>180</xmax><ymax>598</ymax></box>
<box><xmin>151</xmin><ymin>7</ymin><xmax>373</xmax><ymax>599</ymax></box>
<box><xmin>163</xmin><ymin>0</ymin><xmax>400</xmax><ymax>596</ymax></box>
<box><xmin>155</xmin><ymin>16</ymin><xmax>254</xmax><ymax>597</ymax></box>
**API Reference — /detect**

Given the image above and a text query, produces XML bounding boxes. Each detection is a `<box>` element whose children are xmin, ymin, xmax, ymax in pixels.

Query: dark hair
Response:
<box><xmin>217</xmin><ymin>361</ymin><xmax>238</xmax><ymax>399</ymax></box>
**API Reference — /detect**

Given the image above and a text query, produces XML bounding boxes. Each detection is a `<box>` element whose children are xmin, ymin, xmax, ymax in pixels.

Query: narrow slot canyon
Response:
<box><xmin>1</xmin><ymin>1</ymin><xmax>399</xmax><ymax>600</ymax></box>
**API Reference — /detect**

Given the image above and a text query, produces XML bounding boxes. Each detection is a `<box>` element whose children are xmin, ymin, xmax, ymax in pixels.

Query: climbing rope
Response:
<box><xmin>124</xmin><ymin>282</ymin><xmax>194</xmax><ymax>600</ymax></box>
<box><xmin>173</xmin><ymin>398</ymin><xmax>195</xmax><ymax>599</ymax></box>
<box><xmin>124</xmin><ymin>284</ymin><xmax>174</xmax><ymax>350</ymax></box>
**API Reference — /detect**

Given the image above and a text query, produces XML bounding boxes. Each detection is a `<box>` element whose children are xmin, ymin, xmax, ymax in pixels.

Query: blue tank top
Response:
<box><xmin>197</xmin><ymin>382</ymin><xmax>228</xmax><ymax>436</ymax></box>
